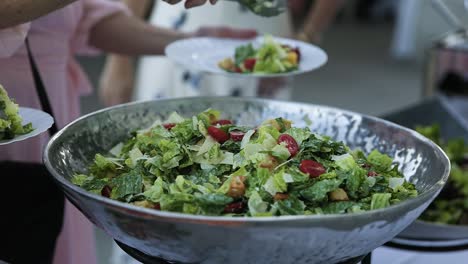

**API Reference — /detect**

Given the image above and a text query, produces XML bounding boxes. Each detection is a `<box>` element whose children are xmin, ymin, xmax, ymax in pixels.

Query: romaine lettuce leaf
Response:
<box><xmin>286</xmin><ymin>127</ymin><xmax>311</xmax><ymax>145</ymax></box>
<box><xmin>300</xmin><ymin>179</ymin><xmax>342</xmax><ymax>202</ymax></box>
<box><xmin>322</xmin><ymin>201</ymin><xmax>358</xmax><ymax>214</ymax></box>
<box><xmin>370</xmin><ymin>193</ymin><xmax>391</xmax><ymax>210</ymax></box>
<box><xmin>234</xmin><ymin>43</ymin><xmax>256</xmax><ymax>65</ymax></box>
<box><xmin>165</xmin><ymin>112</ymin><xmax>185</xmax><ymax>124</ymax></box>
<box><xmin>248</xmin><ymin>191</ymin><xmax>269</xmax><ymax>216</ymax></box>
<box><xmin>367</xmin><ymin>150</ymin><xmax>393</xmax><ymax>172</ymax></box>
<box><xmin>110</xmin><ymin>171</ymin><xmax>143</xmax><ymax>200</ymax></box>
<box><xmin>275</xmin><ymin>196</ymin><xmax>305</xmax><ymax>215</ymax></box>
<box><xmin>143</xmin><ymin>178</ymin><xmax>165</xmax><ymax>202</ymax></box>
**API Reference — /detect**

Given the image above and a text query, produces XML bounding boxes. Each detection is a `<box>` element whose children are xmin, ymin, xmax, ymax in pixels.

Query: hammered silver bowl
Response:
<box><xmin>44</xmin><ymin>97</ymin><xmax>450</xmax><ymax>264</ymax></box>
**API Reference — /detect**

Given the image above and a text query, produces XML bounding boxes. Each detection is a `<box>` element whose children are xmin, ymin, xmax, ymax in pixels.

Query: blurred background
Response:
<box><xmin>80</xmin><ymin>0</ymin><xmax>468</xmax><ymax>116</ymax></box>
<box><xmin>76</xmin><ymin>0</ymin><xmax>468</xmax><ymax>263</ymax></box>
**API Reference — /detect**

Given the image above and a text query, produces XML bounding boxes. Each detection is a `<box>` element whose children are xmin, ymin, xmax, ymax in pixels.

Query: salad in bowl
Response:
<box><xmin>73</xmin><ymin>109</ymin><xmax>418</xmax><ymax>217</ymax></box>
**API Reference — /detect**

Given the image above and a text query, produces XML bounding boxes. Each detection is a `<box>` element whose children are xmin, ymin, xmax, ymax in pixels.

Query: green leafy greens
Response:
<box><xmin>416</xmin><ymin>124</ymin><xmax>468</xmax><ymax>225</ymax></box>
<box><xmin>0</xmin><ymin>84</ymin><xmax>33</xmax><ymax>140</ymax></box>
<box><xmin>73</xmin><ymin>109</ymin><xmax>417</xmax><ymax>217</ymax></box>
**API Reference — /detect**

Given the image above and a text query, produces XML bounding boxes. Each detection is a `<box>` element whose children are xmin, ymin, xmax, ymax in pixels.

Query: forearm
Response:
<box><xmin>0</xmin><ymin>0</ymin><xmax>76</xmax><ymax>29</ymax></box>
<box><xmin>302</xmin><ymin>0</ymin><xmax>346</xmax><ymax>36</ymax></box>
<box><xmin>90</xmin><ymin>12</ymin><xmax>187</xmax><ymax>56</ymax></box>
<box><xmin>104</xmin><ymin>0</ymin><xmax>154</xmax><ymax>72</ymax></box>
<box><xmin>124</xmin><ymin>0</ymin><xmax>154</xmax><ymax>18</ymax></box>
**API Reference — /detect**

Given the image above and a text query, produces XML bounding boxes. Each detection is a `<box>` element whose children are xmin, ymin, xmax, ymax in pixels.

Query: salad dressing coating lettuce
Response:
<box><xmin>73</xmin><ymin>109</ymin><xmax>418</xmax><ymax>217</ymax></box>
<box><xmin>0</xmin><ymin>84</ymin><xmax>33</xmax><ymax>140</ymax></box>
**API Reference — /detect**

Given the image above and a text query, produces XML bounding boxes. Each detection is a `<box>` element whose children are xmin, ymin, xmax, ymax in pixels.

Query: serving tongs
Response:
<box><xmin>226</xmin><ymin>0</ymin><xmax>287</xmax><ymax>17</ymax></box>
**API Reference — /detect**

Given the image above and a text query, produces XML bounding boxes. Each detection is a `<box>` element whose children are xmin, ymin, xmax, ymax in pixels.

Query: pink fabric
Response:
<box><xmin>0</xmin><ymin>1</ymin><xmax>128</xmax><ymax>264</ymax></box>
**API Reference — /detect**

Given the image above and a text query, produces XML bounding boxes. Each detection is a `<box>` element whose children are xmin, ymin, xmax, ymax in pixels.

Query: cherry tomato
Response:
<box><xmin>278</xmin><ymin>134</ymin><xmax>299</xmax><ymax>157</ymax></box>
<box><xmin>367</xmin><ymin>171</ymin><xmax>378</xmax><ymax>177</ymax></box>
<box><xmin>292</xmin><ymin>47</ymin><xmax>301</xmax><ymax>61</ymax></box>
<box><xmin>163</xmin><ymin>123</ymin><xmax>176</xmax><ymax>130</ymax></box>
<box><xmin>299</xmin><ymin>160</ymin><xmax>326</xmax><ymax>178</ymax></box>
<box><xmin>244</xmin><ymin>58</ymin><xmax>256</xmax><ymax>71</ymax></box>
<box><xmin>153</xmin><ymin>203</ymin><xmax>161</xmax><ymax>210</ymax></box>
<box><xmin>208</xmin><ymin>126</ymin><xmax>230</xmax><ymax>143</ymax></box>
<box><xmin>229</xmin><ymin>130</ymin><xmax>245</xmax><ymax>141</ymax></box>
<box><xmin>223</xmin><ymin>201</ymin><xmax>246</xmax><ymax>214</ymax></box>
<box><xmin>101</xmin><ymin>185</ymin><xmax>112</xmax><ymax>198</ymax></box>
<box><xmin>212</xmin><ymin>119</ymin><xmax>232</xmax><ymax>126</ymax></box>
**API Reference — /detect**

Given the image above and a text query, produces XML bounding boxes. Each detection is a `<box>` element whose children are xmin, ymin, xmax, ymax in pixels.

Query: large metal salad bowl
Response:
<box><xmin>44</xmin><ymin>97</ymin><xmax>450</xmax><ymax>264</ymax></box>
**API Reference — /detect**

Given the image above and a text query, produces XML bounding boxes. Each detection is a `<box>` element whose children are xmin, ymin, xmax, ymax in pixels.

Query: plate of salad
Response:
<box><xmin>165</xmin><ymin>35</ymin><xmax>327</xmax><ymax>77</ymax></box>
<box><xmin>0</xmin><ymin>84</ymin><xmax>54</xmax><ymax>145</ymax></box>
<box><xmin>416</xmin><ymin>124</ymin><xmax>468</xmax><ymax>226</ymax></box>
<box><xmin>396</xmin><ymin>124</ymin><xmax>468</xmax><ymax>242</ymax></box>
<box><xmin>72</xmin><ymin>109</ymin><xmax>418</xmax><ymax>217</ymax></box>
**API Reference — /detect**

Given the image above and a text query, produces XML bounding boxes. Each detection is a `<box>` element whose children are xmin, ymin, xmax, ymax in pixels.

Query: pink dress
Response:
<box><xmin>0</xmin><ymin>1</ymin><xmax>128</xmax><ymax>263</ymax></box>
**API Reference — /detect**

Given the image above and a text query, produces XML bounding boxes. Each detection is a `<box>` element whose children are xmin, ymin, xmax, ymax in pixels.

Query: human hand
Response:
<box><xmin>288</xmin><ymin>0</ymin><xmax>307</xmax><ymax>15</ymax></box>
<box><xmin>99</xmin><ymin>56</ymin><xmax>135</xmax><ymax>107</ymax></box>
<box><xmin>294</xmin><ymin>30</ymin><xmax>322</xmax><ymax>45</ymax></box>
<box><xmin>194</xmin><ymin>26</ymin><xmax>257</xmax><ymax>39</ymax></box>
<box><xmin>163</xmin><ymin>0</ymin><xmax>218</xmax><ymax>9</ymax></box>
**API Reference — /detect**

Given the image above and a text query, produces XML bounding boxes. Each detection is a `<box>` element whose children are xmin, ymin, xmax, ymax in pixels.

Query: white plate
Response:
<box><xmin>0</xmin><ymin>107</ymin><xmax>54</xmax><ymax>145</ymax></box>
<box><xmin>165</xmin><ymin>36</ymin><xmax>328</xmax><ymax>77</ymax></box>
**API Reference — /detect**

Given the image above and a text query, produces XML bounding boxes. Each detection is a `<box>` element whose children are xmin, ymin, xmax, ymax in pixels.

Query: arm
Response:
<box><xmin>0</xmin><ymin>0</ymin><xmax>76</xmax><ymax>29</ymax></box>
<box><xmin>90</xmin><ymin>13</ymin><xmax>255</xmax><ymax>55</ymax></box>
<box><xmin>90</xmin><ymin>12</ymin><xmax>188</xmax><ymax>56</ymax></box>
<box><xmin>95</xmin><ymin>3</ymin><xmax>256</xmax><ymax>106</ymax></box>
<box><xmin>105</xmin><ymin>0</ymin><xmax>154</xmax><ymax>71</ymax></box>
<box><xmin>296</xmin><ymin>0</ymin><xmax>346</xmax><ymax>44</ymax></box>
<box><xmin>98</xmin><ymin>0</ymin><xmax>155</xmax><ymax>107</ymax></box>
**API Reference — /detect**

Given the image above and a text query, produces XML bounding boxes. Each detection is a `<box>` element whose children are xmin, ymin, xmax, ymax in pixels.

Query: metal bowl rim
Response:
<box><xmin>43</xmin><ymin>96</ymin><xmax>451</xmax><ymax>223</ymax></box>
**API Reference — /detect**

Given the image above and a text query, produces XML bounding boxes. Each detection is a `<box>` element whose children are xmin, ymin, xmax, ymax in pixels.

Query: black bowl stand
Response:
<box><xmin>115</xmin><ymin>240</ymin><xmax>372</xmax><ymax>264</ymax></box>
<box><xmin>116</xmin><ymin>237</ymin><xmax>468</xmax><ymax>264</ymax></box>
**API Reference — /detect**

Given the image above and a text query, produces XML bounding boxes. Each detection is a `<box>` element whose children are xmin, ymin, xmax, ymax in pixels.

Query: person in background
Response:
<box><xmin>99</xmin><ymin>0</ymin><xmax>349</xmax><ymax>108</ymax></box>
<box><xmin>290</xmin><ymin>0</ymin><xmax>347</xmax><ymax>44</ymax></box>
<box><xmin>0</xmin><ymin>0</ymin><xmax>255</xmax><ymax>263</ymax></box>
<box><xmin>99</xmin><ymin>0</ymin><xmax>292</xmax><ymax>109</ymax></box>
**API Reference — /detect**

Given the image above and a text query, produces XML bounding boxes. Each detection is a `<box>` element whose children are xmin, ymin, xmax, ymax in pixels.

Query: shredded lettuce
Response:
<box><xmin>0</xmin><ymin>84</ymin><xmax>33</xmax><ymax>140</ymax></box>
<box><xmin>370</xmin><ymin>193</ymin><xmax>391</xmax><ymax>210</ymax></box>
<box><xmin>367</xmin><ymin>150</ymin><xmax>393</xmax><ymax>172</ymax></box>
<box><xmin>74</xmin><ymin>109</ymin><xmax>417</xmax><ymax>217</ymax></box>
<box><xmin>416</xmin><ymin>124</ymin><xmax>468</xmax><ymax>225</ymax></box>
<box><xmin>248</xmin><ymin>191</ymin><xmax>270</xmax><ymax>216</ymax></box>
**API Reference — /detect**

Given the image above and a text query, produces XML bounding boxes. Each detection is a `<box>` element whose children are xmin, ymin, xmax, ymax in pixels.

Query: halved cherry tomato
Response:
<box><xmin>278</xmin><ymin>134</ymin><xmax>299</xmax><ymax>157</ymax></box>
<box><xmin>244</xmin><ymin>58</ymin><xmax>256</xmax><ymax>71</ymax></box>
<box><xmin>101</xmin><ymin>185</ymin><xmax>112</xmax><ymax>198</ymax></box>
<box><xmin>292</xmin><ymin>47</ymin><xmax>301</xmax><ymax>61</ymax></box>
<box><xmin>229</xmin><ymin>130</ymin><xmax>245</xmax><ymax>141</ymax></box>
<box><xmin>163</xmin><ymin>123</ymin><xmax>176</xmax><ymax>130</ymax></box>
<box><xmin>299</xmin><ymin>160</ymin><xmax>326</xmax><ymax>178</ymax></box>
<box><xmin>212</xmin><ymin>119</ymin><xmax>232</xmax><ymax>126</ymax></box>
<box><xmin>208</xmin><ymin>126</ymin><xmax>230</xmax><ymax>143</ymax></box>
<box><xmin>153</xmin><ymin>203</ymin><xmax>161</xmax><ymax>210</ymax></box>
